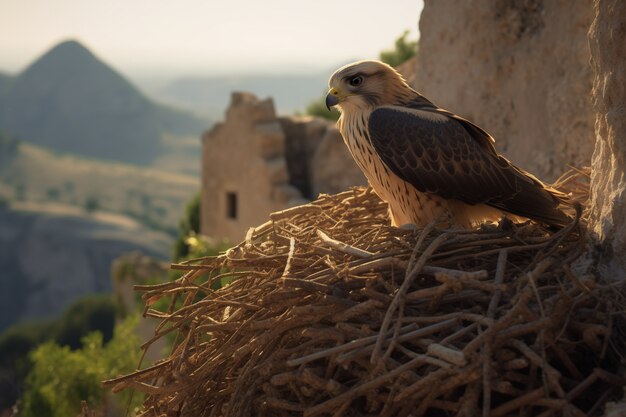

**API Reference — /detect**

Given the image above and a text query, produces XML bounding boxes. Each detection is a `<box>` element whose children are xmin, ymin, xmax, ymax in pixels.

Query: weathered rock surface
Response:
<box><xmin>0</xmin><ymin>204</ymin><xmax>170</xmax><ymax>331</ymax></box>
<box><xmin>588</xmin><ymin>0</ymin><xmax>626</xmax><ymax>273</ymax></box>
<box><xmin>416</xmin><ymin>0</ymin><xmax>594</xmax><ymax>181</ymax></box>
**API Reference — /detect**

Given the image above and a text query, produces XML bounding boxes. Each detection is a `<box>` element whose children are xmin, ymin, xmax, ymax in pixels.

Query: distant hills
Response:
<box><xmin>152</xmin><ymin>73</ymin><xmax>330</xmax><ymax>119</ymax></box>
<box><xmin>0</xmin><ymin>72</ymin><xmax>11</xmax><ymax>96</ymax></box>
<box><xmin>0</xmin><ymin>137</ymin><xmax>198</xmax><ymax>331</ymax></box>
<box><xmin>0</xmin><ymin>139</ymin><xmax>199</xmax><ymax>234</ymax></box>
<box><xmin>0</xmin><ymin>40</ymin><xmax>207</xmax><ymax>165</ymax></box>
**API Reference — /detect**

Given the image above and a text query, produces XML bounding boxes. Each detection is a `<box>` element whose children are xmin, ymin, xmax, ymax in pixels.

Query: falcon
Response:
<box><xmin>325</xmin><ymin>60</ymin><xmax>572</xmax><ymax>229</ymax></box>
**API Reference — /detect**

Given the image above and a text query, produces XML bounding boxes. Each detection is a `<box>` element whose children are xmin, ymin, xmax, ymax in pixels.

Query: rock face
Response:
<box><xmin>588</xmin><ymin>0</ymin><xmax>626</xmax><ymax>272</ymax></box>
<box><xmin>0</xmin><ymin>204</ymin><xmax>170</xmax><ymax>331</ymax></box>
<box><xmin>201</xmin><ymin>93</ymin><xmax>365</xmax><ymax>243</ymax></box>
<box><xmin>416</xmin><ymin>0</ymin><xmax>594</xmax><ymax>181</ymax></box>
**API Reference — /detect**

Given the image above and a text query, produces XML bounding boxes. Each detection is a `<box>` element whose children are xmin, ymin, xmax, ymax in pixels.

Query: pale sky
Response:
<box><xmin>0</xmin><ymin>0</ymin><xmax>423</xmax><ymax>77</ymax></box>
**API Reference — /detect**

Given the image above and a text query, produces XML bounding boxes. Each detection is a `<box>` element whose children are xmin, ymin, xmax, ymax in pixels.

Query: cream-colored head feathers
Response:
<box><xmin>326</xmin><ymin>60</ymin><xmax>413</xmax><ymax>112</ymax></box>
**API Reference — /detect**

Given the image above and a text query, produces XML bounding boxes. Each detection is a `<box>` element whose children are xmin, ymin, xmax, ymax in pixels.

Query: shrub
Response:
<box><xmin>46</xmin><ymin>187</ymin><xmax>60</xmax><ymax>200</ymax></box>
<box><xmin>84</xmin><ymin>196</ymin><xmax>100</xmax><ymax>213</ymax></box>
<box><xmin>379</xmin><ymin>30</ymin><xmax>418</xmax><ymax>68</ymax></box>
<box><xmin>172</xmin><ymin>192</ymin><xmax>201</xmax><ymax>261</ymax></box>
<box><xmin>0</xmin><ymin>130</ymin><xmax>19</xmax><ymax>156</ymax></box>
<box><xmin>0</xmin><ymin>321</ymin><xmax>53</xmax><ymax>409</ymax></box>
<box><xmin>0</xmin><ymin>295</ymin><xmax>118</xmax><ymax>408</ymax></box>
<box><xmin>20</xmin><ymin>315</ymin><xmax>142</xmax><ymax>417</ymax></box>
<box><xmin>305</xmin><ymin>95</ymin><xmax>340</xmax><ymax>122</ymax></box>
<box><xmin>53</xmin><ymin>294</ymin><xmax>117</xmax><ymax>349</ymax></box>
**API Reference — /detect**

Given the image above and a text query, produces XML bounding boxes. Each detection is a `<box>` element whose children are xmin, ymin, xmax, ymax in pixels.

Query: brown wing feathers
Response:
<box><xmin>367</xmin><ymin>106</ymin><xmax>572</xmax><ymax>227</ymax></box>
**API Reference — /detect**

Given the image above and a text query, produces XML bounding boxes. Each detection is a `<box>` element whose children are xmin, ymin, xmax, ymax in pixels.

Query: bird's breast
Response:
<box><xmin>339</xmin><ymin>113</ymin><xmax>439</xmax><ymax>226</ymax></box>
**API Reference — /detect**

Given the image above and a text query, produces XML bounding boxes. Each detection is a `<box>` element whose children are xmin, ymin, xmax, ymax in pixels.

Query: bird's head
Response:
<box><xmin>325</xmin><ymin>60</ymin><xmax>413</xmax><ymax>113</ymax></box>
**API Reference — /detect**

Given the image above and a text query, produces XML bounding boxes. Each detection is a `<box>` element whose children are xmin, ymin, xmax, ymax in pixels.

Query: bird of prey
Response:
<box><xmin>325</xmin><ymin>60</ymin><xmax>572</xmax><ymax>229</ymax></box>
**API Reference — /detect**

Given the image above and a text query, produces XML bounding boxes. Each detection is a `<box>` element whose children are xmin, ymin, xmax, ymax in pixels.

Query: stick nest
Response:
<box><xmin>105</xmin><ymin>168</ymin><xmax>626</xmax><ymax>417</ymax></box>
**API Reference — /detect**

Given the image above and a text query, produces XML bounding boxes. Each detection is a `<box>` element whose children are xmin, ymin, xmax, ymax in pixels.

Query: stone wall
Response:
<box><xmin>310</xmin><ymin>127</ymin><xmax>367</xmax><ymax>198</ymax></box>
<box><xmin>588</xmin><ymin>0</ymin><xmax>626</xmax><ymax>272</ymax></box>
<box><xmin>201</xmin><ymin>93</ymin><xmax>365</xmax><ymax>243</ymax></box>
<box><xmin>201</xmin><ymin>93</ymin><xmax>302</xmax><ymax>243</ymax></box>
<box><xmin>416</xmin><ymin>0</ymin><xmax>594</xmax><ymax>181</ymax></box>
<box><xmin>278</xmin><ymin>116</ymin><xmax>329</xmax><ymax>199</ymax></box>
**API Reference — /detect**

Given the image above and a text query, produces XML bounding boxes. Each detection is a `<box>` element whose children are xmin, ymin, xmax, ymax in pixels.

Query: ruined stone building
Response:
<box><xmin>201</xmin><ymin>92</ymin><xmax>365</xmax><ymax>243</ymax></box>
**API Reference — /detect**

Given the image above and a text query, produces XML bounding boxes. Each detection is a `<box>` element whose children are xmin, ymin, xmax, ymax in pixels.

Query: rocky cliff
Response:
<box><xmin>588</xmin><ymin>0</ymin><xmax>626</xmax><ymax>273</ymax></box>
<box><xmin>416</xmin><ymin>0</ymin><xmax>594</xmax><ymax>181</ymax></box>
<box><xmin>0</xmin><ymin>204</ymin><xmax>170</xmax><ymax>331</ymax></box>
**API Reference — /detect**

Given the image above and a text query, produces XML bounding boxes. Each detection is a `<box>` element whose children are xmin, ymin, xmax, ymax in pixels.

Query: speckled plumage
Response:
<box><xmin>326</xmin><ymin>60</ymin><xmax>572</xmax><ymax>228</ymax></box>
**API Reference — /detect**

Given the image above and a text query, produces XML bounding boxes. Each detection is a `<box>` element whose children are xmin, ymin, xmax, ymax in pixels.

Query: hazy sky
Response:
<box><xmin>0</xmin><ymin>0</ymin><xmax>423</xmax><ymax>77</ymax></box>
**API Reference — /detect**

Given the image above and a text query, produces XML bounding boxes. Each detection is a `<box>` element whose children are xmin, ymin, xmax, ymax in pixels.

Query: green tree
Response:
<box><xmin>0</xmin><ymin>294</ymin><xmax>118</xmax><ymax>409</ymax></box>
<box><xmin>20</xmin><ymin>316</ymin><xmax>142</xmax><ymax>417</ymax></box>
<box><xmin>379</xmin><ymin>30</ymin><xmax>418</xmax><ymax>68</ymax></box>
<box><xmin>0</xmin><ymin>130</ymin><xmax>19</xmax><ymax>156</ymax></box>
<box><xmin>0</xmin><ymin>321</ymin><xmax>53</xmax><ymax>410</ymax></box>
<box><xmin>172</xmin><ymin>192</ymin><xmax>201</xmax><ymax>261</ymax></box>
<box><xmin>53</xmin><ymin>294</ymin><xmax>117</xmax><ymax>349</ymax></box>
<box><xmin>46</xmin><ymin>187</ymin><xmax>60</xmax><ymax>200</ymax></box>
<box><xmin>84</xmin><ymin>196</ymin><xmax>100</xmax><ymax>213</ymax></box>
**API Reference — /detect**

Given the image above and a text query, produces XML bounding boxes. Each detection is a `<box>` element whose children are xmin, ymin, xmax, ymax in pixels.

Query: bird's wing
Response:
<box><xmin>367</xmin><ymin>105</ymin><xmax>571</xmax><ymax>226</ymax></box>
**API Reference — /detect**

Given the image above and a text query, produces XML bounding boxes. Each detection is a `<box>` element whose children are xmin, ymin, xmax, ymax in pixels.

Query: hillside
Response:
<box><xmin>0</xmin><ymin>40</ymin><xmax>207</xmax><ymax>165</ymax></box>
<box><xmin>0</xmin><ymin>72</ymin><xmax>11</xmax><ymax>96</ymax></box>
<box><xmin>0</xmin><ymin>140</ymin><xmax>199</xmax><ymax>233</ymax></box>
<box><xmin>0</xmin><ymin>136</ymin><xmax>195</xmax><ymax>331</ymax></box>
<box><xmin>0</xmin><ymin>203</ymin><xmax>171</xmax><ymax>331</ymax></box>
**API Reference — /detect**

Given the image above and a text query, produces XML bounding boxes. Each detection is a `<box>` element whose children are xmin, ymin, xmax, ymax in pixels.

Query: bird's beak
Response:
<box><xmin>325</xmin><ymin>88</ymin><xmax>341</xmax><ymax>110</ymax></box>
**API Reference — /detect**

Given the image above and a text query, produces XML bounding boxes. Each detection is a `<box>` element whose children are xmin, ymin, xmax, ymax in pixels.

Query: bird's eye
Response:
<box><xmin>349</xmin><ymin>75</ymin><xmax>363</xmax><ymax>87</ymax></box>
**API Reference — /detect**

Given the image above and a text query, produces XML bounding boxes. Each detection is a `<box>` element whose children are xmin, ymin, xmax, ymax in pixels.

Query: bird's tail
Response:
<box><xmin>508</xmin><ymin>168</ymin><xmax>577</xmax><ymax>229</ymax></box>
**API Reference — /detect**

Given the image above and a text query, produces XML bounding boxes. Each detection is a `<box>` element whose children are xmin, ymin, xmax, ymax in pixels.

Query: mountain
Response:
<box><xmin>0</xmin><ymin>40</ymin><xmax>207</xmax><ymax>165</ymax></box>
<box><xmin>0</xmin><ymin>72</ymin><xmax>12</xmax><ymax>96</ymax></box>
<box><xmin>154</xmin><ymin>73</ymin><xmax>330</xmax><ymax>119</ymax></box>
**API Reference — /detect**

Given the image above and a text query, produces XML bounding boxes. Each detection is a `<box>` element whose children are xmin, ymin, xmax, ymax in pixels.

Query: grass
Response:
<box><xmin>0</xmin><ymin>142</ymin><xmax>199</xmax><ymax>231</ymax></box>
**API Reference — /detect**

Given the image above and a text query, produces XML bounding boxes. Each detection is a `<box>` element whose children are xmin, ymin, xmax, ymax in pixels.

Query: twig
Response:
<box><xmin>316</xmin><ymin>229</ymin><xmax>374</xmax><ymax>258</ymax></box>
<box><xmin>280</xmin><ymin>237</ymin><xmax>296</xmax><ymax>279</ymax></box>
<box><xmin>372</xmin><ymin>232</ymin><xmax>451</xmax><ymax>363</ymax></box>
<box><xmin>490</xmin><ymin>387</ymin><xmax>545</xmax><ymax>417</ymax></box>
<box><xmin>303</xmin><ymin>355</ymin><xmax>434</xmax><ymax>417</ymax></box>
<box><xmin>483</xmin><ymin>249</ymin><xmax>508</xmax><ymax>417</ymax></box>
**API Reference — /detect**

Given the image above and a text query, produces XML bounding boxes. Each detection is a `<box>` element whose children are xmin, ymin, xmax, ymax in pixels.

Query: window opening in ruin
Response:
<box><xmin>226</xmin><ymin>192</ymin><xmax>238</xmax><ymax>220</ymax></box>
